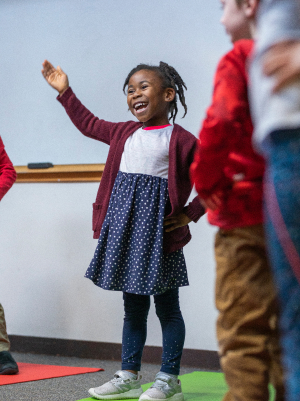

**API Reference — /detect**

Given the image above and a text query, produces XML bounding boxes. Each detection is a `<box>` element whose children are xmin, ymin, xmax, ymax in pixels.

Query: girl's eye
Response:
<box><xmin>128</xmin><ymin>90</ymin><xmax>134</xmax><ymax>94</ymax></box>
<box><xmin>142</xmin><ymin>85</ymin><xmax>148</xmax><ymax>90</ymax></box>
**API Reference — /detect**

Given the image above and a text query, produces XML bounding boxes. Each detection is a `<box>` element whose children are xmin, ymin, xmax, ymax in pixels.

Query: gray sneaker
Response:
<box><xmin>88</xmin><ymin>370</ymin><xmax>143</xmax><ymax>400</ymax></box>
<box><xmin>139</xmin><ymin>372</ymin><xmax>184</xmax><ymax>401</ymax></box>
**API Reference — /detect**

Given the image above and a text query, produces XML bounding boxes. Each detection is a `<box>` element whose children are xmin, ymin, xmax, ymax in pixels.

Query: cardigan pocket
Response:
<box><xmin>92</xmin><ymin>203</ymin><xmax>103</xmax><ymax>232</ymax></box>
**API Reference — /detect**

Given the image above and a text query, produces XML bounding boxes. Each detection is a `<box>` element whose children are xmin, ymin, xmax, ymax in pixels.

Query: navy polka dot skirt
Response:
<box><xmin>85</xmin><ymin>171</ymin><xmax>188</xmax><ymax>295</ymax></box>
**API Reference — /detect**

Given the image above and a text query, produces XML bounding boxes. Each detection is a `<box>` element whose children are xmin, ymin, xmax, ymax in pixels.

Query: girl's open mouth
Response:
<box><xmin>133</xmin><ymin>102</ymin><xmax>148</xmax><ymax>114</ymax></box>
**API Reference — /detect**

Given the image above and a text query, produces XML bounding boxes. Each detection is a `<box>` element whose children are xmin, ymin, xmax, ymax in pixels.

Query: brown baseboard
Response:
<box><xmin>9</xmin><ymin>335</ymin><xmax>220</xmax><ymax>371</ymax></box>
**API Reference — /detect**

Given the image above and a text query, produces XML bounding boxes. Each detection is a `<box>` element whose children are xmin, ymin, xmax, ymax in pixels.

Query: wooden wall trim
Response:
<box><xmin>9</xmin><ymin>335</ymin><xmax>221</xmax><ymax>372</ymax></box>
<box><xmin>15</xmin><ymin>164</ymin><xmax>105</xmax><ymax>183</ymax></box>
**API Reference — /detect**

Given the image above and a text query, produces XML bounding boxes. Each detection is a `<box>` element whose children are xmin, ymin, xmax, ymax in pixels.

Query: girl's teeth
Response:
<box><xmin>134</xmin><ymin>102</ymin><xmax>147</xmax><ymax>113</ymax></box>
<box><xmin>136</xmin><ymin>106</ymin><xmax>147</xmax><ymax>113</ymax></box>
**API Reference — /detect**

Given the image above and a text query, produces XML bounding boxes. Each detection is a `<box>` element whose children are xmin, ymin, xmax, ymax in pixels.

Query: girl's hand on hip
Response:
<box><xmin>164</xmin><ymin>213</ymin><xmax>192</xmax><ymax>232</ymax></box>
<box><xmin>41</xmin><ymin>60</ymin><xmax>69</xmax><ymax>96</ymax></box>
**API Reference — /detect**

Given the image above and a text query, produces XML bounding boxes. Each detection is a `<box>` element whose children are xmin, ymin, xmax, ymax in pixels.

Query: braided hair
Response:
<box><xmin>123</xmin><ymin>62</ymin><xmax>187</xmax><ymax>124</ymax></box>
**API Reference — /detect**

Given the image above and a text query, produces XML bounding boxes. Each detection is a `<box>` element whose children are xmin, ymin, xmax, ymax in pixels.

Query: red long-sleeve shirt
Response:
<box><xmin>190</xmin><ymin>40</ymin><xmax>265</xmax><ymax>230</ymax></box>
<box><xmin>0</xmin><ymin>137</ymin><xmax>16</xmax><ymax>201</ymax></box>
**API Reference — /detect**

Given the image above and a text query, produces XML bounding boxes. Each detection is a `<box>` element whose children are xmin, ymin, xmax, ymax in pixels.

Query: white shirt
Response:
<box><xmin>119</xmin><ymin>125</ymin><xmax>173</xmax><ymax>179</ymax></box>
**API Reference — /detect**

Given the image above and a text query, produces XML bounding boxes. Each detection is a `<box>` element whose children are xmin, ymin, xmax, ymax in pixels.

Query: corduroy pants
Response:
<box><xmin>215</xmin><ymin>224</ymin><xmax>284</xmax><ymax>401</ymax></box>
<box><xmin>0</xmin><ymin>304</ymin><xmax>10</xmax><ymax>352</ymax></box>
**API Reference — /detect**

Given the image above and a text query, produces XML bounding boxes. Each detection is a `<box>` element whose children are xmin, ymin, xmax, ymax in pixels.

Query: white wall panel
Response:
<box><xmin>0</xmin><ymin>183</ymin><xmax>218</xmax><ymax>350</ymax></box>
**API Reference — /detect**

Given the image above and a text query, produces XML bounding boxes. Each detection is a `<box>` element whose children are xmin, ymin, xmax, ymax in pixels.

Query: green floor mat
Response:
<box><xmin>77</xmin><ymin>370</ymin><xmax>275</xmax><ymax>401</ymax></box>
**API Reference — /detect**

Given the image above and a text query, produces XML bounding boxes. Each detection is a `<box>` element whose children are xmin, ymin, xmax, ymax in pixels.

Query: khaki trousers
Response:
<box><xmin>0</xmin><ymin>304</ymin><xmax>10</xmax><ymax>352</ymax></box>
<box><xmin>215</xmin><ymin>224</ymin><xmax>285</xmax><ymax>401</ymax></box>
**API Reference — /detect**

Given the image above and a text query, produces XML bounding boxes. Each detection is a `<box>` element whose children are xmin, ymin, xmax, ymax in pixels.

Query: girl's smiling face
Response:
<box><xmin>126</xmin><ymin>69</ymin><xmax>175</xmax><ymax>127</ymax></box>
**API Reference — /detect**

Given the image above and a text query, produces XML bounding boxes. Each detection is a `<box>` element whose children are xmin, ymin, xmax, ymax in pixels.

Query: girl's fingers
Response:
<box><xmin>164</xmin><ymin>218</ymin><xmax>177</xmax><ymax>226</ymax></box>
<box><xmin>42</xmin><ymin>68</ymin><xmax>53</xmax><ymax>79</ymax></box>
<box><xmin>57</xmin><ymin>65</ymin><xmax>64</xmax><ymax>74</ymax></box>
<box><xmin>43</xmin><ymin>60</ymin><xmax>55</xmax><ymax>70</ymax></box>
<box><xmin>41</xmin><ymin>60</ymin><xmax>56</xmax><ymax>79</ymax></box>
<box><xmin>164</xmin><ymin>217</ymin><xmax>180</xmax><ymax>231</ymax></box>
<box><xmin>165</xmin><ymin>223</ymin><xmax>178</xmax><ymax>232</ymax></box>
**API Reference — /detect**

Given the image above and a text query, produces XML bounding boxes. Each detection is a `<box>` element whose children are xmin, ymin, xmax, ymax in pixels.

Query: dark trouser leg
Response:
<box><xmin>154</xmin><ymin>288</ymin><xmax>185</xmax><ymax>375</ymax></box>
<box><xmin>121</xmin><ymin>292</ymin><xmax>150</xmax><ymax>372</ymax></box>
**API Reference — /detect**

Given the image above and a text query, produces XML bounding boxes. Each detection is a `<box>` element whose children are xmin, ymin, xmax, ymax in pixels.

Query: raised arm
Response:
<box><xmin>41</xmin><ymin>60</ymin><xmax>115</xmax><ymax>144</ymax></box>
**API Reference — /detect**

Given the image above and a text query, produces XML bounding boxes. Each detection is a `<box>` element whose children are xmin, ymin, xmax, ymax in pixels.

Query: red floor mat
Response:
<box><xmin>0</xmin><ymin>362</ymin><xmax>103</xmax><ymax>386</ymax></box>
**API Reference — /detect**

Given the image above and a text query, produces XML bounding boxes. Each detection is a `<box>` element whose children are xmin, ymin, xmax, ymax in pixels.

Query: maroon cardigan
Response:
<box><xmin>58</xmin><ymin>87</ymin><xmax>204</xmax><ymax>253</ymax></box>
<box><xmin>0</xmin><ymin>137</ymin><xmax>17</xmax><ymax>201</ymax></box>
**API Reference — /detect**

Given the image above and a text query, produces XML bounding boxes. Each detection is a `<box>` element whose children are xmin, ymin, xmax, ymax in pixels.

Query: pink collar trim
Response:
<box><xmin>143</xmin><ymin>124</ymin><xmax>172</xmax><ymax>131</ymax></box>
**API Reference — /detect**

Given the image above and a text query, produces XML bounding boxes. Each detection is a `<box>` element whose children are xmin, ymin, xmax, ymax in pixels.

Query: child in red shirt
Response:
<box><xmin>190</xmin><ymin>1</ymin><xmax>284</xmax><ymax>400</ymax></box>
<box><xmin>0</xmin><ymin>138</ymin><xmax>16</xmax><ymax>201</ymax></box>
<box><xmin>0</xmin><ymin>136</ymin><xmax>18</xmax><ymax>375</ymax></box>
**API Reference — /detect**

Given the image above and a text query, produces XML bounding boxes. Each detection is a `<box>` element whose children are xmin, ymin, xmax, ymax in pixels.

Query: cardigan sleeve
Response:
<box><xmin>190</xmin><ymin>43</ymin><xmax>252</xmax><ymax>199</ymax></box>
<box><xmin>57</xmin><ymin>87</ymin><xmax>116</xmax><ymax>145</ymax></box>
<box><xmin>0</xmin><ymin>137</ymin><xmax>17</xmax><ymax>201</ymax></box>
<box><xmin>184</xmin><ymin>195</ymin><xmax>205</xmax><ymax>223</ymax></box>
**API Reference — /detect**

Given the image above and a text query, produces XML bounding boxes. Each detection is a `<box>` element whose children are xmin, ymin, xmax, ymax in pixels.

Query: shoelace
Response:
<box><xmin>152</xmin><ymin>378</ymin><xmax>171</xmax><ymax>390</ymax></box>
<box><xmin>110</xmin><ymin>374</ymin><xmax>131</xmax><ymax>384</ymax></box>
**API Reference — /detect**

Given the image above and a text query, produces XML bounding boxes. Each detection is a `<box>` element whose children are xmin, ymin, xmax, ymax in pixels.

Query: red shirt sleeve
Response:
<box><xmin>190</xmin><ymin>45</ymin><xmax>252</xmax><ymax>199</ymax></box>
<box><xmin>0</xmin><ymin>137</ymin><xmax>17</xmax><ymax>201</ymax></box>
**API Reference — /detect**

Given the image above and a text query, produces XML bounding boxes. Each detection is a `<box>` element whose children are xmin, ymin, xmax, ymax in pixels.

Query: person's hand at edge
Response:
<box><xmin>199</xmin><ymin>192</ymin><xmax>222</xmax><ymax>211</ymax></box>
<box><xmin>263</xmin><ymin>40</ymin><xmax>300</xmax><ymax>92</ymax></box>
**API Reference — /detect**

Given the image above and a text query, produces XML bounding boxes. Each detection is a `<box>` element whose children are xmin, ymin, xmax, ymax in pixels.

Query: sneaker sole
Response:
<box><xmin>139</xmin><ymin>393</ymin><xmax>184</xmax><ymax>401</ymax></box>
<box><xmin>88</xmin><ymin>387</ymin><xmax>143</xmax><ymax>400</ymax></box>
<box><xmin>0</xmin><ymin>368</ymin><xmax>19</xmax><ymax>375</ymax></box>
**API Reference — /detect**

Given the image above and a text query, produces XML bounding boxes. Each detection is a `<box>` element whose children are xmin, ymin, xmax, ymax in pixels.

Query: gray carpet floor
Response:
<box><xmin>0</xmin><ymin>353</ymin><xmax>200</xmax><ymax>401</ymax></box>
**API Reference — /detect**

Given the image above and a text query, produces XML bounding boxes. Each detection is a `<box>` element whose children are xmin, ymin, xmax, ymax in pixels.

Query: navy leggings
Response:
<box><xmin>121</xmin><ymin>288</ymin><xmax>185</xmax><ymax>375</ymax></box>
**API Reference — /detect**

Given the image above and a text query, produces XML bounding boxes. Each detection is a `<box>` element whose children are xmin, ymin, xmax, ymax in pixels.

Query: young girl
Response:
<box><xmin>41</xmin><ymin>60</ymin><xmax>204</xmax><ymax>401</ymax></box>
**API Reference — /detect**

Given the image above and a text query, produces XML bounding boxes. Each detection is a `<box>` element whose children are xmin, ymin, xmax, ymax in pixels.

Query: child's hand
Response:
<box><xmin>164</xmin><ymin>213</ymin><xmax>192</xmax><ymax>232</ymax></box>
<box><xmin>41</xmin><ymin>60</ymin><xmax>69</xmax><ymax>96</ymax></box>
<box><xmin>199</xmin><ymin>192</ymin><xmax>222</xmax><ymax>211</ymax></box>
<box><xmin>263</xmin><ymin>40</ymin><xmax>300</xmax><ymax>92</ymax></box>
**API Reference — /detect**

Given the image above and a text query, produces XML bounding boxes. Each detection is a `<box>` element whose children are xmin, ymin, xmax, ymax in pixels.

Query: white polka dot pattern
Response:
<box><xmin>85</xmin><ymin>171</ymin><xmax>188</xmax><ymax>295</ymax></box>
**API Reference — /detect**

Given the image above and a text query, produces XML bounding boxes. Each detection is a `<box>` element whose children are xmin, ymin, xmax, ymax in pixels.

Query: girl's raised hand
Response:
<box><xmin>41</xmin><ymin>60</ymin><xmax>69</xmax><ymax>96</ymax></box>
